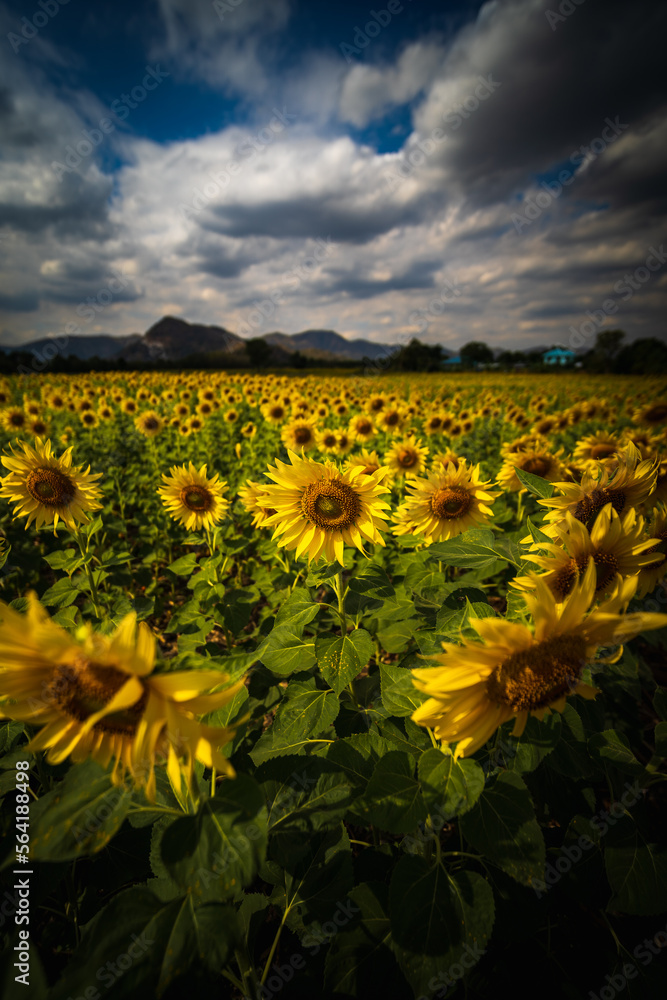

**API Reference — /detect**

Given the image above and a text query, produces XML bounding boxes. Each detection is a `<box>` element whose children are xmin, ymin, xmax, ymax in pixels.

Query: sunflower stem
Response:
<box><xmin>426</xmin><ymin>817</ymin><xmax>442</xmax><ymax>868</ymax></box>
<box><xmin>261</xmin><ymin>907</ymin><xmax>291</xmax><ymax>985</ymax></box>
<box><xmin>210</xmin><ymin>766</ymin><xmax>217</xmax><ymax>798</ymax></box>
<box><xmin>600</xmin><ymin>910</ymin><xmax>623</xmax><ymax>954</ymax></box>
<box><xmin>72</xmin><ymin>527</ymin><xmax>103</xmax><ymax>618</ymax></box>
<box><xmin>65</xmin><ymin>863</ymin><xmax>81</xmax><ymax>947</ymax></box>
<box><xmin>220</xmin><ymin>966</ymin><xmax>246</xmax><ymax>993</ymax></box>
<box><xmin>333</xmin><ymin>567</ymin><xmax>347</xmax><ymax>632</ymax></box>
<box><xmin>235</xmin><ymin>948</ymin><xmax>260</xmax><ymax>999</ymax></box>
<box><xmin>645</xmin><ymin>754</ymin><xmax>664</xmax><ymax>773</ymax></box>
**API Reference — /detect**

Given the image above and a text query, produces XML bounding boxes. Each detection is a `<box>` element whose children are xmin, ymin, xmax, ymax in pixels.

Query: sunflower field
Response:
<box><xmin>1</xmin><ymin>370</ymin><xmax>667</xmax><ymax>1000</ymax></box>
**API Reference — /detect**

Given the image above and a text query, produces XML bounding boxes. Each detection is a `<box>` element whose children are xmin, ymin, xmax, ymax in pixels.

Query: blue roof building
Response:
<box><xmin>543</xmin><ymin>348</ymin><xmax>576</xmax><ymax>366</ymax></box>
<box><xmin>442</xmin><ymin>355</ymin><xmax>462</xmax><ymax>366</ymax></box>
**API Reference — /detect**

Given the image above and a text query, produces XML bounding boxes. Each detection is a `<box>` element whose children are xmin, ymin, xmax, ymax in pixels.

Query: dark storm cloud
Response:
<box><xmin>41</xmin><ymin>281</ymin><xmax>142</xmax><ymax>305</ymax></box>
<box><xmin>431</xmin><ymin>0</ymin><xmax>667</xmax><ymax>208</ymax></box>
<box><xmin>205</xmin><ymin>191</ymin><xmax>437</xmax><ymax>243</ymax></box>
<box><xmin>198</xmin><ymin>254</ymin><xmax>255</xmax><ymax>279</ymax></box>
<box><xmin>0</xmin><ymin>289</ymin><xmax>40</xmax><ymax>312</ymax></box>
<box><xmin>316</xmin><ymin>259</ymin><xmax>443</xmax><ymax>299</ymax></box>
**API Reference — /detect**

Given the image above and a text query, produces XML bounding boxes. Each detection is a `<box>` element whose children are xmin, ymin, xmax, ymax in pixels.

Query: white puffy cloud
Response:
<box><xmin>338</xmin><ymin>41</ymin><xmax>446</xmax><ymax>127</ymax></box>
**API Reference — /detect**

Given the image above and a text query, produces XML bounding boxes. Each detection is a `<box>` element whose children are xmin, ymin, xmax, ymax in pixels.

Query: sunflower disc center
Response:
<box><xmin>430</xmin><ymin>486</ymin><xmax>472</xmax><ymax>520</ymax></box>
<box><xmin>551</xmin><ymin>558</ymin><xmax>578</xmax><ymax>600</ymax></box>
<box><xmin>301</xmin><ymin>479</ymin><xmax>362</xmax><ymax>530</ymax></box>
<box><xmin>591</xmin><ymin>551</ymin><xmax>619</xmax><ymax>591</ymax></box>
<box><xmin>574</xmin><ymin>487</ymin><xmax>625</xmax><ymax>525</ymax></box>
<box><xmin>398</xmin><ymin>450</ymin><xmax>417</xmax><ymax>468</ymax></box>
<box><xmin>486</xmin><ymin>635</ymin><xmax>587</xmax><ymax>711</ymax></box>
<box><xmin>47</xmin><ymin>658</ymin><xmax>146</xmax><ymax>735</ymax></box>
<box><xmin>180</xmin><ymin>485</ymin><xmax>213</xmax><ymax>511</ymax></box>
<box><xmin>26</xmin><ymin>467</ymin><xmax>76</xmax><ymax>507</ymax></box>
<box><xmin>644</xmin><ymin>404</ymin><xmax>667</xmax><ymax>424</ymax></box>
<box><xmin>294</xmin><ymin>428</ymin><xmax>312</xmax><ymax>445</ymax></box>
<box><xmin>590</xmin><ymin>444</ymin><xmax>616</xmax><ymax>460</ymax></box>
<box><xmin>523</xmin><ymin>457</ymin><xmax>549</xmax><ymax>477</ymax></box>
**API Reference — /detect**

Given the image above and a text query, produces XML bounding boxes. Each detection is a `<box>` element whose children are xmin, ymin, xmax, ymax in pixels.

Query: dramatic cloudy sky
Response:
<box><xmin>0</xmin><ymin>0</ymin><xmax>666</xmax><ymax>352</ymax></box>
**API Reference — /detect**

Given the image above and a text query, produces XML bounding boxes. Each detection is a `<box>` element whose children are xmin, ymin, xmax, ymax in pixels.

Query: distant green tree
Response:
<box><xmin>246</xmin><ymin>337</ymin><xmax>272</xmax><ymax>368</ymax></box>
<box><xmin>498</xmin><ymin>350</ymin><xmax>528</xmax><ymax>367</ymax></box>
<box><xmin>591</xmin><ymin>329</ymin><xmax>626</xmax><ymax>371</ymax></box>
<box><xmin>614</xmin><ymin>338</ymin><xmax>667</xmax><ymax>374</ymax></box>
<box><xmin>291</xmin><ymin>350</ymin><xmax>308</xmax><ymax>369</ymax></box>
<box><xmin>390</xmin><ymin>339</ymin><xmax>443</xmax><ymax>371</ymax></box>
<box><xmin>460</xmin><ymin>341</ymin><xmax>494</xmax><ymax>367</ymax></box>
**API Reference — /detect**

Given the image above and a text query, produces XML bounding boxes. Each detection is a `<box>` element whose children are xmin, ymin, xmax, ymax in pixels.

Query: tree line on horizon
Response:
<box><xmin>1</xmin><ymin>329</ymin><xmax>665</xmax><ymax>376</ymax></box>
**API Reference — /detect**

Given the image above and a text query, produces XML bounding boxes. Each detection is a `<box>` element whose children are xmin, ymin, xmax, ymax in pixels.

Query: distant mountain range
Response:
<box><xmin>1</xmin><ymin>317</ymin><xmax>416</xmax><ymax>365</ymax></box>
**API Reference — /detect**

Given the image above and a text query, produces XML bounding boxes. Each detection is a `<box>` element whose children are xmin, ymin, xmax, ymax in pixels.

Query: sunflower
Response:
<box><xmin>393</xmin><ymin>460</ymin><xmax>499</xmax><ymax>544</ymax></box>
<box><xmin>572</xmin><ymin>432</ymin><xmax>622</xmax><ymax>467</ymax></box>
<box><xmin>423</xmin><ymin>413</ymin><xmax>446</xmax><ymax>436</ymax></box>
<box><xmin>98</xmin><ymin>403</ymin><xmax>115</xmax><ymax>421</ymax></box>
<box><xmin>515</xmin><ymin>505</ymin><xmax>662</xmax><ymax>602</ymax></box>
<box><xmin>292</xmin><ymin>398</ymin><xmax>310</xmax><ymax>417</ymax></box>
<box><xmin>634</xmin><ymin>400</ymin><xmax>667</xmax><ymax>427</ymax></box>
<box><xmin>349</xmin><ymin>414</ymin><xmax>376</xmax><ymax>443</ymax></box>
<box><xmin>260</xmin><ymin>450</ymin><xmax>390</xmax><ymax>564</ymax></box>
<box><xmin>1</xmin><ymin>408</ymin><xmax>27</xmax><ymax>432</ymax></box>
<box><xmin>621</xmin><ymin>429</ymin><xmax>661</xmax><ymax>459</ymax></box>
<box><xmin>241</xmin><ymin>421</ymin><xmax>257</xmax><ymax>439</ymax></box>
<box><xmin>497</xmin><ymin>447</ymin><xmax>564</xmax><ymax>493</ymax></box>
<box><xmin>385</xmin><ymin>435</ymin><xmax>429</xmax><ymax>479</ymax></box>
<box><xmin>533</xmin><ymin>416</ymin><xmax>558</xmax><ymax>436</ymax></box>
<box><xmin>500</xmin><ymin>434</ymin><xmax>548</xmax><ymax>459</ymax></box>
<box><xmin>29</xmin><ymin>419</ymin><xmax>49</xmax><ymax>437</ymax></box>
<box><xmin>0</xmin><ymin>595</ymin><xmax>244</xmax><ymax>800</ymax></box>
<box><xmin>431</xmin><ymin>450</ymin><xmax>462</xmax><ymax>471</ymax></box>
<box><xmin>636</xmin><ymin>505</ymin><xmax>667</xmax><ymax>598</ymax></box>
<box><xmin>224</xmin><ymin>409</ymin><xmax>239</xmax><ymax>424</ymax></box>
<box><xmin>23</xmin><ymin>399</ymin><xmax>41</xmax><ymax>417</ymax></box>
<box><xmin>377</xmin><ymin>407</ymin><xmax>404</xmax><ymax>434</ymax></box>
<box><xmin>134</xmin><ymin>410</ymin><xmax>164</xmax><ymax>437</ymax></box>
<box><xmin>316</xmin><ymin>427</ymin><xmax>339</xmax><ymax>454</ymax></box>
<box><xmin>79</xmin><ymin>411</ymin><xmax>99</xmax><ymax>430</ymax></box>
<box><xmin>262</xmin><ymin>401</ymin><xmax>288</xmax><ymax>424</ymax></box>
<box><xmin>343</xmin><ymin>449</ymin><xmax>386</xmax><ymax>479</ymax></box>
<box><xmin>0</xmin><ymin>438</ymin><xmax>103</xmax><ymax>534</ymax></box>
<box><xmin>158</xmin><ymin>463</ymin><xmax>229</xmax><ymax>531</ymax></box>
<box><xmin>281</xmin><ymin>418</ymin><xmax>317</xmax><ymax>453</ymax></box>
<box><xmin>411</xmin><ymin>562</ymin><xmax>667</xmax><ymax>757</ymax></box>
<box><xmin>365</xmin><ymin>394</ymin><xmax>387</xmax><ymax>415</ymax></box>
<box><xmin>46</xmin><ymin>392</ymin><xmax>67</xmax><ymax>411</ymax></box>
<box><xmin>187</xmin><ymin>416</ymin><xmax>204</xmax><ymax>434</ymax></box>
<box><xmin>237</xmin><ymin>479</ymin><xmax>275</xmax><ymax>528</ymax></box>
<box><xmin>649</xmin><ymin>461</ymin><xmax>667</xmax><ymax>507</ymax></box>
<box><xmin>539</xmin><ymin>442</ymin><xmax>658</xmax><ymax>534</ymax></box>
<box><xmin>333</xmin><ymin>431</ymin><xmax>354</xmax><ymax>456</ymax></box>
<box><xmin>121</xmin><ymin>398</ymin><xmax>138</xmax><ymax>415</ymax></box>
